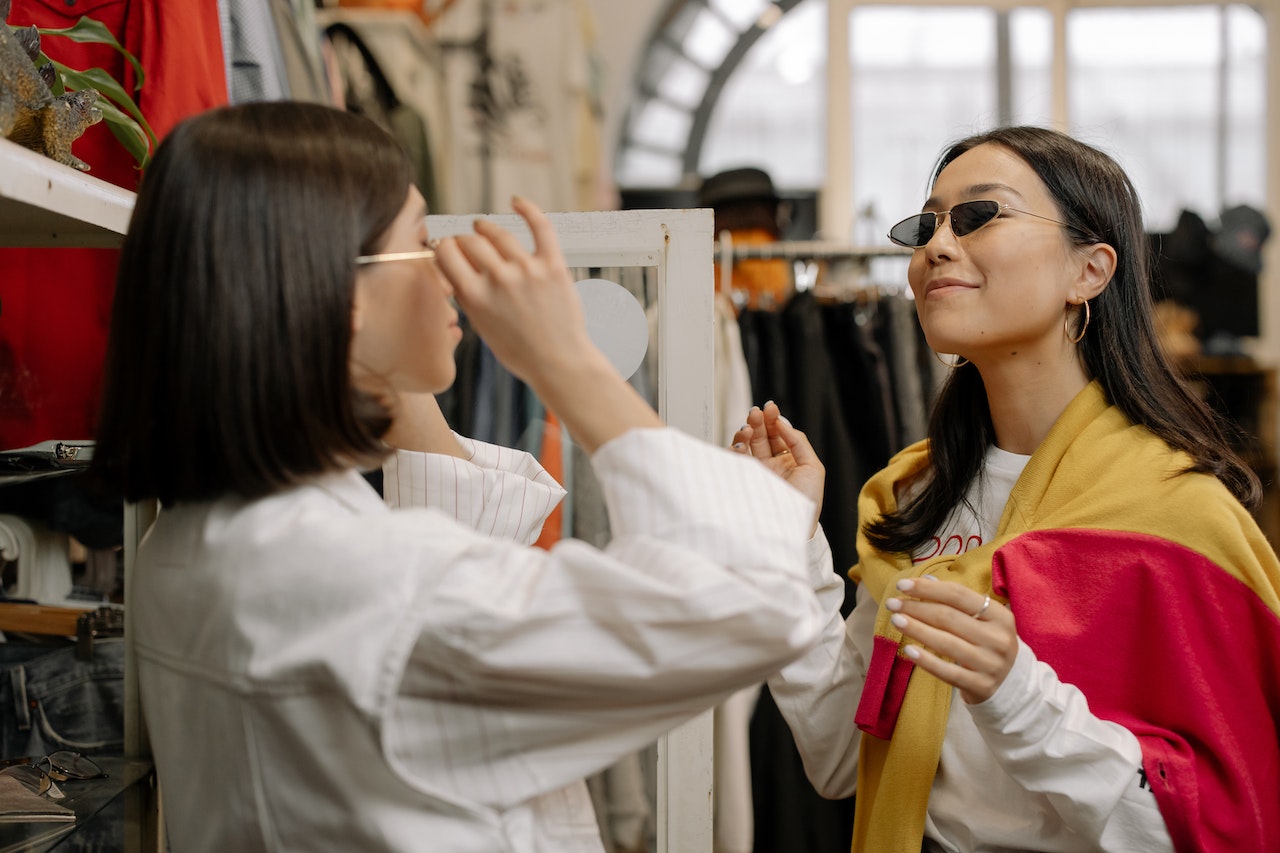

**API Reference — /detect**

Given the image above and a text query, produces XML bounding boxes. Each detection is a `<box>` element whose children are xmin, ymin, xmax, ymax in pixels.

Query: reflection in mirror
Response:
<box><xmin>436</xmin><ymin>265</ymin><xmax>664</xmax><ymax>852</ymax></box>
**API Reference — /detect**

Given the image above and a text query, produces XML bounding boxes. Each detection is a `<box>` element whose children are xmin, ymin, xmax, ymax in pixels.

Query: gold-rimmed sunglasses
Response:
<box><xmin>0</xmin><ymin>751</ymin><xmax>107</xmax><ymax>798</ymax></box>
<box><xmin>355</xmin><ymin>249</ymin><xmax>437</xmax><ymax>266</ymax></box>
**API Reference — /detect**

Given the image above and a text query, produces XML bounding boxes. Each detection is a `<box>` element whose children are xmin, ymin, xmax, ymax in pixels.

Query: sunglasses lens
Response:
<box><xmin>888</xmin><ymin>213</ymin><xmax>936</xmax><ymax>248</ymax></box>
<box><xmin>949</xmin><ymin>200</ymin><xmax>1001</xmax><ymax>237</ymax></box>
<box><xmin>1</xmin><ymin>765</ymin><xmax>50</xmax><ymax>795</ymax></box>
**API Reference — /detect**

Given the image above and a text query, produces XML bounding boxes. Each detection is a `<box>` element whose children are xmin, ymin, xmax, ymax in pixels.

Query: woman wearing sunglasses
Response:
<box><xmin>90</xmin><ymin>102</ymin><xmax>830</xmax><ymax>852</ymax></box>
<box><xmin>738</xmin><ymin>126</ymin><xmax>1280</xmax><ymax>852</ymax></box>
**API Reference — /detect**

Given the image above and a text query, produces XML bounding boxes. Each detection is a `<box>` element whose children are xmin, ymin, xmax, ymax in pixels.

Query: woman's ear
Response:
<box><xmin>1077</xmin><ymin>242</ymin><xmax>1118</xmax><ymax>300</ymax></box>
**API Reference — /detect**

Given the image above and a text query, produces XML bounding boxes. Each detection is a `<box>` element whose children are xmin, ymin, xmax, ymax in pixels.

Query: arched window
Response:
<box><xmin>617</xmin><ymin>1</ymin><xmax>1268</xmax><ymax>246</ymax></box>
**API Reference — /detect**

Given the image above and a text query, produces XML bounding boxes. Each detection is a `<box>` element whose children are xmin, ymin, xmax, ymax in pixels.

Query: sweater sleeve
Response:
<box><xmin>965</xmin><ymin>640</ymin><xmax>1174</xmax><ymax>851</ymax></box>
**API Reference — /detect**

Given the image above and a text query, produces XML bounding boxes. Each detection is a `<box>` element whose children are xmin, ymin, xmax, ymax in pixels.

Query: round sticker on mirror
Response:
<box><xmin>575</xmin><ymin>278</ymin><xmax>649</xmax><ymax>380</ymax></box>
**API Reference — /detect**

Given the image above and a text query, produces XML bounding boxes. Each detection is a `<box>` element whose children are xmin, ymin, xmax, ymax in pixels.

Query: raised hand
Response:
<box><xmin>434</xmin><ymin>196</ymin><xmax>597</xmax><ymax>387</ymax></box>
<box><xmin>433</xmin><ymin>197</ymin><xmax>661</xmax><ymax>453</ymax></box>
<box><xmin>731</xmin><ymin>401</ymin><xmax>825</xmax><ymax>535</ymax></box>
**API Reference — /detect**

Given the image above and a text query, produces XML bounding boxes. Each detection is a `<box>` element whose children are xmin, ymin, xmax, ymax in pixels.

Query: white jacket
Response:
<box><xmin>134</xmin><ymin>427</ymin><xmax>824</xmax><ymax>852</ymax></box>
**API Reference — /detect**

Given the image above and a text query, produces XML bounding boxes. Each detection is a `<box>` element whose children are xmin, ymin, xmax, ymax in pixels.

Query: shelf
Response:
<box><xmin>0</xmin><ymin>756</ymin><xmax>153</xmax><ymax>852</ymax></box>
<box><xmin>0</xmin><ymin>139</ymin><xmax>135</xmax><ymax>248</ymax></box>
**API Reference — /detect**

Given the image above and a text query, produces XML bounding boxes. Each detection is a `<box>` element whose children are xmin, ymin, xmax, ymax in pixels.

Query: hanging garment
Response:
<box><xmin>1</xmin><ymin>0</ymin><xmax>228</xmax><ymax>450</ymax></box>
<box><xmin>221</xmin><ymin>0</ymin><xmax>289</xmax><ymax>102</ymax></box>
<box><xmin>321</xmin><ymin>15</ymin><xmax>446</xmax><ymax>212</ymax></box>
<box><xmin>431</xmin><ymin>0</ymin><xmax>600</xmax><ymax>213</ymax></box>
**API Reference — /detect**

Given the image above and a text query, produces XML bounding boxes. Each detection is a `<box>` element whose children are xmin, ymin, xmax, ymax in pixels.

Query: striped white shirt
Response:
<box><xmin>133</xmin><ymin>427</ymin><xmax>824</xmax><ymax>852</ymax></box>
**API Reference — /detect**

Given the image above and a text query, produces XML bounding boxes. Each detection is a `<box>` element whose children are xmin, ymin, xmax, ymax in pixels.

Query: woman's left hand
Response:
<box><xmin>886</xmin><ymin>576</ymin><xmax>1019</xmax><ymax>704</ymax></box>
<box><xmin>730</xmin><ymin>401</ymin><xmax>825</xmax><ymax>536</ymax></box>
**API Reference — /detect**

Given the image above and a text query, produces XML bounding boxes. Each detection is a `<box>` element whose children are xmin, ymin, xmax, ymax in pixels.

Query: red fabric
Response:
<box><xmin>855</xmin><ymin>634</ymin><xmax>916</xmax><ymax>739</ymax></box>
<box><xmin>1</xmin><ymin>0</ymin><xmax>228</xmax><ymax>448</ymax></box>
<box><xmin>992</xmin><ymin>528</ymin><xmax>1280</xmax><ymax>853</ymax></box>
<box><xmin>532</xmin><ymin>411</ymin><xmax>563</xmax><ymax>550</ymax></box>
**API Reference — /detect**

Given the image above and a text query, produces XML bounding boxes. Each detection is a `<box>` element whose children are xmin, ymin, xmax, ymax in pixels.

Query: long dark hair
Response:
<box><xmin>91</xmin><ymin>102</ymin><xmax>414</xmax><ymax>506</ymax></box>
<box><xmin>866</xmin><ymin>126</ymin><xmax>1260</xmax><ymax>555</ymax></box>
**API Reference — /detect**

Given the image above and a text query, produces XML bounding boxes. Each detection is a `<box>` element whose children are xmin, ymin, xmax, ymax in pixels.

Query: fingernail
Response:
<box><xmin>778</xmin><ymin>416</ymin><xmax>792</xmax><ymax>428</ymax></box>
<box><xmin>732</xmin><ymin>442</ymin><xmax>746</xmax><ymax>451</ymax></box>
<box><xmin>739</xmin><ymin>424</ymin><xmax>749</xmax><ymax>433</ymax></box>
<box><xmin>890</xmin><ymin>614</ymin><xmax>908</xmax><ymax>629</ymax></box>
<box><xmin>903</xmin><ymin>645</ymin><xmax>921</xmax><ymax>660</ymax></box>
<box><xmin>765</xmin><ymin>399</ymin><xmax>775</xmax><ymax>408</ymax></box>
<box><xmin>896</xmin><ymin>578</ymin><xmax>914</xmax><ymax>592</ymax></box>
<box><xmin>885</xmin><ymin>597</ymin><xmax>902</xmax><ymax>612</ymax></box>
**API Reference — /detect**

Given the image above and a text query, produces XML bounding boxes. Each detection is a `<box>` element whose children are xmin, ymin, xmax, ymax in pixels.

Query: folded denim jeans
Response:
<box><xmin>0</xmin><ymin>637</ymin><xmax>124</xmax><ymax>759</ymax></box>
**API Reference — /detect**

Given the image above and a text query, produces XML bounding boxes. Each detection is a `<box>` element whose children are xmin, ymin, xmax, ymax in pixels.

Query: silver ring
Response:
<box><xmin>971</xmin><ymin>594</ymin><xmax>991</xmax><ymax>619</ymax></box>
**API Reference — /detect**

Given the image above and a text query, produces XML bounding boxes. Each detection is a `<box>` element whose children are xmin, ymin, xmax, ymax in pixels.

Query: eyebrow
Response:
<box><xmin>923</xmin><ymin>182</ymin><xmax>1027</xmax><ymax>209</ymax></box>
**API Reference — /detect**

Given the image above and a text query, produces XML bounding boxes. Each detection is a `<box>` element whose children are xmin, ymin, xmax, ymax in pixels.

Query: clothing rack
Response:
<box><xmin>715</xmin><ymin>234</ymin><xmax>912</xmax><ymax>305</ymax></box>
<box><xmin>713</xmin><ymin>236</ymin><xmax>910</xmax><ymax>263</ymax></box>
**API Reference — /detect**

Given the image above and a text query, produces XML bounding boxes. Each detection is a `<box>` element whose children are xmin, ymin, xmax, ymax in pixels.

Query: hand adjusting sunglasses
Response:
<box><xmin>888</xmin><ymin>200</ymin><xmax>1073</xmax><ymax>249</ymax></box>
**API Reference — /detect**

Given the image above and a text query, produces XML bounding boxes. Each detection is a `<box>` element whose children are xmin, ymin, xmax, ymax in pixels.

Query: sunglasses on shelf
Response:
<box><xmin>887</xmin><ymin>199</ymin><xmax>1073</xmax><ymax>249</ymax></box>
<box><xmin>0</xmin><ymin>751</ymin><xmax>107</xmax><ymax>799</ymax></box>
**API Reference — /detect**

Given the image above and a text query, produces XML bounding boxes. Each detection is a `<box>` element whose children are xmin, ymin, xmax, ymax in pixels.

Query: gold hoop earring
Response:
<box><xmin>932</xmin><ymin>350</ymin><xmax>969</xmax><ymax>368</ymax></box>
<box><xmin>1066</xmin><ymin>300</ymin><xmax>1090</xmax><ymax>345</ymax></box>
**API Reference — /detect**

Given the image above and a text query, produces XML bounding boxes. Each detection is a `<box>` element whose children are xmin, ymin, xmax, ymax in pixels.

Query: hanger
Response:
<box><xmin>0</xmin><ymin>602</ymin><xmax>123</xmax><ymax>661</ymax></box>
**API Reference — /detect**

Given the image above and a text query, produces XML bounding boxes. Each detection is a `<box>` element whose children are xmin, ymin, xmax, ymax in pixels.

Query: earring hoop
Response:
<box><xmin>932</xmin><ymin>350</ymin><xmax>969</xmax><ymax>368</ymax></box>
<box><xmin>1066</xmin><ymin>300</ymin><xmax>1090</xmax><ymax>345</ymax></box>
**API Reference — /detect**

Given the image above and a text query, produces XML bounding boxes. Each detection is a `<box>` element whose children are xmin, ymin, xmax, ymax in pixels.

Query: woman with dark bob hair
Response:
<box><xmin>92</xmin><ymin>101</ymin><xmax>832</xmax><ymax>852</ymax></box>
<box><xmin>736</xmin><ymin>126</ymin><xmax>1280</xmax><ymax>851</ymax></box>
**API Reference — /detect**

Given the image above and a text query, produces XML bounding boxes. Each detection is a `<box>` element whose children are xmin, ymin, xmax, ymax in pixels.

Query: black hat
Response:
<box><xmin>1214</xmin><ymin>204</ymin><xmax>1271</xmax><ymax>274</ymax></box>
<box><xmin>697</xmin><ymin>167</ymin><xmax>779</xmax><ymax>209</ymax></box>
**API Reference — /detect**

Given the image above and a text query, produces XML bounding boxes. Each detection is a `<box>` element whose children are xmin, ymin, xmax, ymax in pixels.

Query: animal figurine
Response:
<box><xmin>0</xmin><ymin>0</ymin><xmax>103</xmax><ymax>171</ymax></box>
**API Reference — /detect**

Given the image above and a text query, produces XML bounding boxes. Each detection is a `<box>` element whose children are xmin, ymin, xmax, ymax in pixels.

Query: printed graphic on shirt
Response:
<box><xmin>913</xmin><ymin>533</ymin><xmax>984</xmax><ymax>564</ymax></box>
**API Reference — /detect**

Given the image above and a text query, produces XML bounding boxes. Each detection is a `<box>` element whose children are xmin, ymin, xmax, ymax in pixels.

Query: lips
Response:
<box><xmin>923</xmin><ymin>278</ymin><xmax>976</xmax><ymax>298</ymax></box>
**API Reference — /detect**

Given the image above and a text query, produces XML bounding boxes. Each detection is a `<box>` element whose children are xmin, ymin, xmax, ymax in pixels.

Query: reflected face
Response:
<box><xmin>350</xmin><ymin>187</ymin><xmax>461</xmax><ymax>395</ymax></box>
<box><xmin>906</xmin><ymin>142</ymin><xmax>1082</xmax><ymax>364</ymax></box>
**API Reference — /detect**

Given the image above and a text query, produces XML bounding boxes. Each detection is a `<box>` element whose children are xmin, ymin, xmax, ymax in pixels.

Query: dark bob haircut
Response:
<box><xmin>91</xmin><ymin>102</ymin><xmax>415</xmax><ymax>506</ymax></box>
<box><xmin>867</xmin><ymin>126</ymin><xmax>1260</xmax><ymax>555</ymax></box>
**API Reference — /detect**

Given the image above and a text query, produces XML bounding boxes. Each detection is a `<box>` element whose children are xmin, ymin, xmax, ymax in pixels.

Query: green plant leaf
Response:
<box><xmin>52</xmin><ymin>60</ymin><xmax>157</xmax><ymax>151</ymax></box>
<box><xmin>96</xmin><ymin>98</ymin><xmax>151</xmax><ymax>169</ymax></box>
<box><xmin>37</xmin><ymin>19</ymin><xmax>144</xmax><ymax>90</ymax></box>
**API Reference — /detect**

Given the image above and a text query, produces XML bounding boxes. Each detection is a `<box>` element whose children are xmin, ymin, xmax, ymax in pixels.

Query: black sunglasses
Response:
<box><xmin>887</xmin><ymin>199</ymin><xmax>1073</xmax><ymax>249</ymax></box>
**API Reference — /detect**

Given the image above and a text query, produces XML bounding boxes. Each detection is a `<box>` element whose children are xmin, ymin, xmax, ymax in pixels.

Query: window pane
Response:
<box><xmin>1010</xmin><ymin>8</ymin><xmax>1053</xmax><ymax>126</ymax></box>
<box><xmin>643</xmin><ymin>43</ymin><xmax>711</xmax><ymax>110</ymax></box>
<box><xmin>700</xmin><ymin>0</ymin><xmax>827</xmax><ymax>190</ymax></box>
<box><xmin>682</xmin><ymin>7</ymin><xmax>737</xmax><ymax>69</ymax></box>
<box><xmin>1067</xmin><ymin>6</ymin><xmax>1256</xmax><ymax>230</ymax></box>
<box><xmin>629</xmin><ymin>100</ymin><xmax>694</xmax><ymax>151</ymax></box>
<box><xmin>616</xmin><ymin>147</ymin><xmax>684</xmax><ymax>188</ymax></box>
<box><xmin>851</xmin><ymin>6</ymin><xmax>998</xmax><ymax>245</ymax></box>
<box><xmin>1224</xmin><ymin>5</ymin><xmax>1266</xmax><ymax>212</ymax></box>
<box><xmin>708</xmin><ymin>0</ymin><xmax>773</xmax><ymax>31</ymax></box>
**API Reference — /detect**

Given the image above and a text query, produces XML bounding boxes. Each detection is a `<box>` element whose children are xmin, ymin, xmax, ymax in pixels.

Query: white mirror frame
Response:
<box><xmin>425</xmin><ymin>208</ymin><xmax>716</xmax><ymax>852</ymax></box>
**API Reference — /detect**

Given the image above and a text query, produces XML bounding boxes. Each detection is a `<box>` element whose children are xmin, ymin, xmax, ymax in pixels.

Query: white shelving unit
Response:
<box><xmin>0</xmin><ymin>137</ymin><xmax>159</xmax><ymax>851</ymax></box>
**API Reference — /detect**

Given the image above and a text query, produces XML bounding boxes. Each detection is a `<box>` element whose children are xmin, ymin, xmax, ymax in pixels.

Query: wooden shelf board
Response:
<box><xmin>0</xmin><ymin>138</ymin><xmax>135</xmax><ymax>247</ymax></box>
